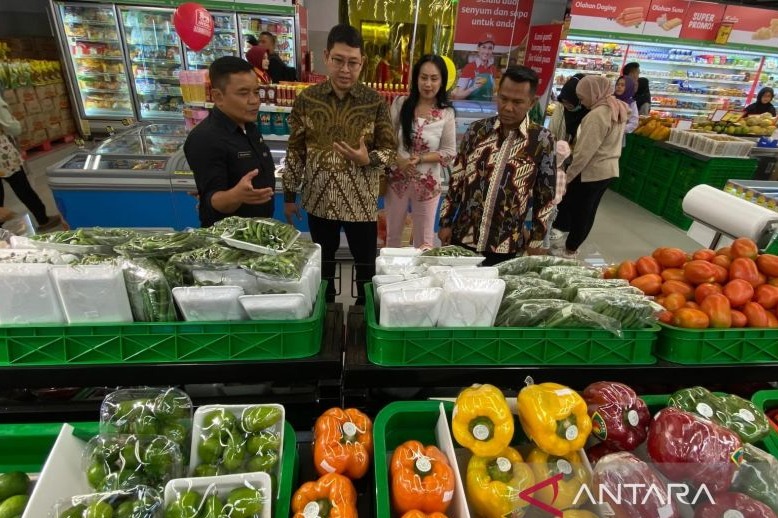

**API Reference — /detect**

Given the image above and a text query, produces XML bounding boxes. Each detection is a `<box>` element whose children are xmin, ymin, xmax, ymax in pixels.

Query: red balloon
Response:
<box><xmin>172</xmin><ymin>3</ymin><xmax>214</xmax><ymax>52</ymax></box>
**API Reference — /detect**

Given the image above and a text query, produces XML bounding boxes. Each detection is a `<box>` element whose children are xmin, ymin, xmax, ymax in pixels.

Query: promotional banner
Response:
<box><xmin>523</xmin><ymin>24</ymin><xmax>563</xmax><ymax>96</ymax></box>
<box><xmin>453</xmin><ymin>0</ymin><xmax>533</xmax><ymax>52</ymax></box>
<box><xmin>642</xmin><ymin>0</ymin><xmax>689</xmax><ymax>37</ymax></box>
<box><xmin>679</xmin><ymin>1</ymin><xmax>726</xmax><ymax>41</ymax></box>
<box><xmin>296</xmin><ymin>4</ymin><xmax>308</xmax><ymax>55</ymax></box>
<box><xmin>723</xmin><ymin>4</ymin><xmax>778</xmax><ymax>46</ymax></box>
<box><xmin>569</xmin><ymin>0</ymin><xmax>652</xmax><ymax>35</ymax></box>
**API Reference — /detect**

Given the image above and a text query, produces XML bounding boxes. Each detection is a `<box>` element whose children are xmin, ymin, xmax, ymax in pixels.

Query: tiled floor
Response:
<box><xmin>10</xmin><ymin>144</ymin><xmax>702</xmax><ymax>307</ymax></box>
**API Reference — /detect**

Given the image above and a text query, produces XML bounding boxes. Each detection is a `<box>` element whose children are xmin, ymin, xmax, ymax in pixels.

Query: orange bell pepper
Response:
<box><xmin>291</xmin><ymin>473</ymin><xmax>358</xmax><ymax>518</ymax></box>
<box><xmin>313</xmin><ymin>407</ymin><xmax>373</xmax><ymax>479</ymax></box>
<box><xmin>391</xmin><ymin>440</ymin><xmax>455</xmax><ymax>515</ymax></box>
<box><xmin>401</xmin><ymin>512</ymin><xmax>449</xmax><ymax>518</ymax></box>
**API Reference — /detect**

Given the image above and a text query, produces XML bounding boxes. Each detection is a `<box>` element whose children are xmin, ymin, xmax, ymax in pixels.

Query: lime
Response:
<box><xmin>84</xmin><ymin>501</ymin><xmax>113</xmax><ymax>518</ymax></box>
<box><xmin>245</xmin><ymin>451</ymin><xmax>278</xmax><ymax>473</ymax></box>
<box><xmin>86</xmin><ymin>461</ymin><xmax>109</xmax><ymax>489</ymax></box>
<box><xmin>246</xmin><ymin>433</ymin><xmax>280</xmax><ymax>456</ymax></box>
<box><xmin>161</xmin><ymin>423</ymin><xmax>188</xmax><ymax>446</ymax></box>
<box><xmin>226</xmin><ymin>487</ymin><xmax>262</xmax><ymax>518</ymax></box>
<box><xmin>241</xmin><ymin>406</ymin><xmax>281</xmax><ymax>434</ymax></box>
<box><xmin>200</xmin><ymin>494</ymin><xmax>223</xmax><ymax>518</ymax></box>
<box><xmin>0</xmin><ymin>472</ymin><xmax>29</xmax><ymax>501</ymax></box>
<box><xmin>59</xmin><ymin>504</ymin><xmax>87</xmax><ymax>518</ymax></box>
<box><xmin>153</xmin><ymin>391</ymin><xmax>188</xmax><ymax>420</ymax></box>
<box><xmin>193</xmin><ymin>464</ymin><xmax>221</xmax><ymax>477</ymax></box>
<box><xmin>202</xmin><ymin>409</ymin><xmax>237</xmax><ymax>434</ymax></box>
<box><xmin>119</xmin><ymin>443</ymin><xmax>141</xmax><ymax>469</ymax></box>
<box><xmin>115</xmin><ymin>499</ymin><xmax>145</xmax><ymax>518</ymax></box>
<box><xmin>131</xmin><ymin>414</ymin><xmax>159</xmax><ymax>436</ymax></box>
<box><xmin>198</xmin><ymin>434</ymin><xmax>224</xmax><ymax>464</ymax></box>
<box><xmin>221</xmin><ymin>435</ymin><xmax>247</xmax><ymax>472</ymax></box>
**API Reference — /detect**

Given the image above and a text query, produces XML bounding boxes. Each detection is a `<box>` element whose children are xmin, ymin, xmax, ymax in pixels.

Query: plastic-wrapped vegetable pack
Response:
<box><xmin>496</xmin><ymin>255</ymin><xmax>582</xmax><ymax>276</ymax></box>
<box><xmin>115</xmin><ymin>232</ymin><xmax>207</xmax><ymax>259</ymax></box>
<box><xmin>544</xmin><ymin>304</ymin><xmax>623</xmax><ymax>336</ymax></box>
<box><xmin>376</xmin><ymin>277</ymin><xmax>435</xmax><ymax>308</ymax></box>
<box><xmin>121</xmin><ymin>258</ymin><xmax>177</xmax><ymax>322</ymax></box>
<box><xmin>0</xmin><ymin>248</ymin><xmax>66</xmax><ymax>264</ymax></box>
<box><xmin>50</xmin><ymin>264</ymin><xmax>134</xmax><ymax>324</ymax></box>
<box><xmin>164</xmin><ymin>473</ymin><xmax>271</xmax><ymax>518</ymax></box>
<box><xmin>494</xmin><ymin>298</ymin><xmax>570</xmax><ymax>327</ymax></box>
<box><xmin>29</xmin><ymin>230</ymin><xmax>112</xmax><ymax>255</ymax></box>
<box><xmin>238</xmin><ymin>245</ymin><xmax>308</xmax><ymax>280</ymax></box>
<box><xmin>438</xmin><ymin>276</ymin><xmax>506</xmax><ymax>327</ymax></box>
<box><xmin>379</xmin><ymin>287</ymin><xmax>444</xmax><ymax>327</ymax></box>
<box><xmin>222</xmin><ymin>217</ymin><xmax>300</xmax><ymax>254</ymax></box>
<box><xmin>51</xmin><ymin>486</ymin><xmax>163</xmax><ymax>518</ymax></box>
<box><xmin>539</xmin><ymin>265</ymin><xmax>601</xmax><ymax>284</ymax></box>
<box><xmin>557</xmin><ymin>277</ymin><xmax>631</xmax><ymax>301</ymax></box>
<box><xmin>587</xmin><ymin>295</ymin><xmax>662</xmax><ymax>328</ymax></box>
<box><xmin>81</xmin><ymin>227</ymin><xmax>143</xmax><ymax>246</ymax></box>
<box><xmin>0</xmin><ymin>263</ymin><xmax>65</xmax><ymax>324</ymax></box>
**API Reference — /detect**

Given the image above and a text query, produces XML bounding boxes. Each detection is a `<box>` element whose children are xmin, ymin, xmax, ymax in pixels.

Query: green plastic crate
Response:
<box><xmin>373</xmin><ymin>400</ymin><xmax>454</xmax><ymax>518</ymax></box>
<box><xmin>618</xmin><ymin>172</ymin><xmax>645</xmax><ymax>202</ymax></box>
<box><xmin>637</xmin><ymin>177</ymin><xmax>670</xmax><ymax>215</ymax></box>
<box><xmin>0</xmin><ymin>421</ymin><xmax>298</xmax><ymax>518</ymax></box>
<box><xmin>661</xmin><ymin>187</ymin><xmax>693</xmax><ymax>231</ymax></box>
<box><xmin>625</xmin><ymin>135</ymin><xmax>656</xmax><ymax>176</ymax></box>
<box><xmin>365</xmin><ymin>284</ymin><xmax>658</xmax><ymax>366</ymax></box>
<box><xmin>655</xmin><ymin>324</ymin><xmax>778</xmax><ymax>364</ymax></box>
<box><xmin>751</xmin><ymin>390</ymin><xmax>778</xmax><ymax>459</ymax></box>
<box><xmin>649</xmin><ymin>147</ymin><xmax>681</xmax><ymax>184</ymax></box>
<box><xmin>674</xmin><ymin>155</ymin><xmax>757</xmax><ymax>191</ymax></box>
<box><xmin>0</xmin><ymin>284</ymin><xmax>326</xmax><ymax>366</ymax></box>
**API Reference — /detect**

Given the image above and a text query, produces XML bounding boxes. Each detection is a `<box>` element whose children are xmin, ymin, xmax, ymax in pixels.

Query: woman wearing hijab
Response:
<box><xmin>635</xmin><ymin>77</ymin><xmax>651</xmax><ymax>116</ymax></box>
<box><xmin>548</xmin><ymin>73</ymin><xmax>589</xmax><ymax>145</ymax></box>
<box><xmin>246</xmin><ymin>46</ymin><xmax>271</xmax><ymax>84</ymax></box>
<box><xmin>551</xmin><ymin>75</ymin><xmax>628</xmax><ymax>259</ymax></box>
<box><xmin>744</xmin><ymin>87</ymin><xmax>776</xmax><ymax>117</ymax></box>
<box><xmin>614</xmin><ymin>75</ymin><xmax>639</xmax><ymax>134</ymax></box>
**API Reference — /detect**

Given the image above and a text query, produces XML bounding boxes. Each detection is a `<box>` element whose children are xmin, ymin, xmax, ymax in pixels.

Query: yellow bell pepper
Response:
<box><xmin>466</xmin><ymin>446</ymin><xmax>534</xmax><ymax>518</ymax></box>
<box><xmin>452</xmin><ymin>384</ymin><xmax>513</xmax><ymax>457</ymax></box>
<box><xmin>526</xmin><ymin>447</ymin><xmax>590</xmax><ymax>511</ymax></box>
<box><xmin>517</xmin><ymin>382</ymin><xmax>591</xmax><ymax>456</ymax></box>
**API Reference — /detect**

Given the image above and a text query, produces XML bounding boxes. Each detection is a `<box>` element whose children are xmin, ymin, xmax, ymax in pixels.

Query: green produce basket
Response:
<box><xmin>637</xmin><ymin>177</ymin><xmax>670</xmax><ymax>216</ymax></box>
<box><xmin>655</xmin><ymin>323</ymin><xmax>778</xmax><ymax>364</ymax></box>
<box><xmin>0</xmin><ymin>284</ymin><xmax>326</xmax><ymax>366</ymax></box>
<box><xmin>618</xmin><ymin>171</ymin><xmax>645</xmax><ymax>202</ymax></box>
<box><xmin>649</xmin><ymin>146</ymin><xmax>681</xmax><ymax>184</ymax></box>
<box><xmin>674</xmin><ymin>155</ymin><xmax>757</xmax><ymax>191</ymax></box>
<box><xmin>373</xmin><ymin>400</ymin><xmax>454</xmax><ymax>518</ymax></box>
<box><xmin>625</xmin><ymin>134</ymin><xmax>656</xmax><ymax>175</ymax></box>
<box><xmin>751</xmin><ymin>390</ymin><xmax>778</xmax><ymax>459</ymax></box>
<box><xmin>661</xmin><ymin>187</ymin><xmax>693</xmax><ymax>231</ymax></box>
<box><xmin>365</xmin><ymin>284</ymin><xmax>658</xmax><ymax>366</ymax></box>
<box><xmin>0</xmin><ymin>420</ymin><xmax>299</xmax><ymax>518</ymax></box>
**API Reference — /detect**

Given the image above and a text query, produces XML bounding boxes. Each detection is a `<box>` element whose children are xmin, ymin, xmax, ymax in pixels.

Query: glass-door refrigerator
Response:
<box><xmin>184</xmin><ymin>12</ymin><xmax>239</xmax><ymax>70</ymax></box>
<box><xmin>239</xmin><ymin>13</ymin><xmax>297</xmax><ymax>69</ymax></box>
<box><xmin>53</xmin><ymin>2</ymin><xmax>134</xmax><ymax>121</ymax></box>
<box><xmin>119</xmin><ymin>6</ymin><xmax>184</xmax><ymax>120</ymax></box>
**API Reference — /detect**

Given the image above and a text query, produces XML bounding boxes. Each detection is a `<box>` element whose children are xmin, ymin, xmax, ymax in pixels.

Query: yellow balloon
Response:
<box><xmin>442</xmin><ymin>56</ymin><xmax>457</xmax><ymax>91</ymax></box>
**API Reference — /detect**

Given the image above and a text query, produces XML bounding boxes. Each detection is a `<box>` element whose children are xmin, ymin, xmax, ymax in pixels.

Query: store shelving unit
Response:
<box><xmin>184</xmin><ymin>12</ymin><xmax>239</xmax><ymax>70</ymax></box>
<box><xmin>239</xmin><ymin>13</ymin><xmax>296</xmax><ymax>68</ymax></box>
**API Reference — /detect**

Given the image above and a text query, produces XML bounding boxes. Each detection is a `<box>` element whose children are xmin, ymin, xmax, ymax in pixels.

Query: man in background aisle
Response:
<box><xmin>259</xmin><ymin>31</ymin><xmax>296</xmax><ymax>82</ymax></box>
<box><xmin>623</xmin><ymin>62</ymin><xmax>640</xmax><ymax>82</ymax></box>
<box><xmin>283</xmin><ymin>24</ymin><xmax>396</xmax><ymax>304</ymax></box>
<box><xmin>438</xmin><ymin>66</ymin><xmax>557</xmax><ymax>266</ymax></box>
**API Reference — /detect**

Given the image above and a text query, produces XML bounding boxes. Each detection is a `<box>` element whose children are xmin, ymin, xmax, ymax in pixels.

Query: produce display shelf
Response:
<box><xmin>662</xmin><ymin>187</ymin><xmax>694</xmax><ymax>231</ymax></box>
<box><xmin>637</xmin><ymin>177</ymin><xmax>670</xmax><ymax>215</ymax></box>
<box><xmin>0</xmin><ymin>284</ymin><xmax>326</xmax><ymax>367</ymax></box>
<box><xmin>752</xmin><ymin>390</ymin><xmax>778</xmax><ymax>459</ymax></box>
<box><xmin>640</xmin><ymin>58</ymin><xmax>759</xmax><ymax>70</ymax></box>
<box><xmin>364</xmin><ymin>284</ymin><xmax>658</xmax><ymax>367</ymax></box>
<box><xmin>0</xmin><ymin>420</ymin><xmax>299</xmax><ymax>518</ymax></box>
<box><xmin>656</xmin><ymin>324</ymin><xmax>778</xmax><ymax>365</ymax></box>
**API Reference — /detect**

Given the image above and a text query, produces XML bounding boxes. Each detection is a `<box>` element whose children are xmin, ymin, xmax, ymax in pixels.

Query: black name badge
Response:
<box><xmin>237</xmin><ymin>151</ymin><xmax>253</xmax><ymax>159</ymax></box>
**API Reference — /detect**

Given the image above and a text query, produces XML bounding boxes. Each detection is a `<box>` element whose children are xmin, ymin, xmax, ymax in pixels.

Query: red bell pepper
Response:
<box><xmin>647</xmin><ymin>407</ymin><xmax>742</xmax><ymax>494</ymax></box>
<box><xmin>694</xmin><ymin>492</ymin><xmax>777</xmax><ymax>518</ymax></box>
<box><xmin>582</xmin><ymin>382</ymin><xmax>651</xmax><ymax>451</ymax></box>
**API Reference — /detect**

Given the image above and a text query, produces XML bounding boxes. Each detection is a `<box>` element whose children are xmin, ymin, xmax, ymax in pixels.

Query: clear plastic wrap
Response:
<box><xmin>166</xmin><ymin>245</ymin><xmax>251</xmax><ymax>285</ymax></box>
<box><xmin>437</xmin><ymin>277</ymin><xmax>506</xmax><ymax>327</ymax></box>
<box><xmin>190</xmin><ymin>216</ymin><xmax>250</xmax><ymax>240</ymax></box>
<box><xmin>70</xmin><ymin>254</ymin><xmax>118</xmax><ymax>266</ymax></box>
<box><xmin>593</xmin><ymin>452</ymin><xmax>680</xmax><ymax>518</ymax></box>
<box><xmin>496</xmin><ymin>255</ymin><xmax>582</xmax><ymax>276</ymax></box>
<box><xmin>375</xmin><ymin>255</ymin><xmax>421</xmax><ymax>275</ymax></box>
<box><xmin>221</xmin><ymin>217</ymin><xmax>300</xmax><ymax>255</ymax></box>
<box><xmin>420</xmin><ymin>245</ymin><xmax>480</xmax><ymax>257</ymax></box>
<box><xmin>80</xmin><ymin>227</ymin><xmax>143</xmax><ymax>246</ymax></box>
<box><xmin>50</xmin><ymin>486</ymin><xmax>163</xmax><ymax>518</ymax></box>
<box><xmin>500</xmin><ymin>273</ymin><xmax>550</xmax><ymax>292</ymax></box>
<box><xmin>83</xmin><ymin>434</ymin><xmax>184</xmax><ymax>492</ymax></box>
<box><xmin>731</xmin><ymin>444</ymin><xmax>778</xmax><ymax>513</ymax></box>
<box><xmin>115</xmin><ymin>232</ymin><xmax>207</xmax><ymax>259</ymax></box>
<box><xmin>0</xmin><ymin>248</ymin><xmax>65</xmax><ymax>264</ymax></box>
<box><xmin>372</xmin><ymin>273</ymin><xmax>423</xmax><ymax>292</ymax></box>
<box><xmin>28</xmin><ymin>229</ymin><xmax>113</xmax><ymax>254</ymax></box>
<box><xmin>428</xmin><ymin>266</ymin><xmax>499</xmax><ymax>287</ymax></box>
<box><xmin>239</xmin><ymin>293</ymin><xmax>310</xmax><ymax>320</ymax></box>
<box><xmin>390</xmin><ymin>440</ymin><xmax>455</xmax><ymax>515</ymax></box>
<box><xmin>588</xmin><ymin>296</ymin><xmax>661</xmax><ymax>329</ymax></box>
<box><xmin>540</xmin><ymin>265</ymin><xmax>602</xmax><ymax>285</ymax></box>
<box><xmin>121</xmin><ymin>258</ymin><xmax>177</xmax><ymax>322</ymax></box>
<box><xmin>238</xmin><ymin>246</ymin><xmax>308</xmax><ymax>280</ymax></box>
<box><xmin>558</xmin><ymin>277</ymin><xmax>631</xmax><ymax>301</ymax></box>
<box><xmin>163</xmin><ymin>473</ymin><xmax>271</xmax><ymax>518</ymax></box>
<box><xmin>543</xmin><ymin>303</ymin><xmax>623</xmax><ymax>336</ymax></box>
<box><xmin>0</xmin><ymin>263</ymin><xmax>65</xmax><ymax>324</ymax></box>
<box><xmin>192</xmin><ymin>268</ymin><xmax>261</xmax><ymax>294</ymax></box>
<box><xmin>694</xmin><ymin>492</ymin><xmax>778</xmax><ymax>518</ymax></box>
<box><xmin>172</xmin><ymin>286</ymin><xmax>247</xmax><ymax>321</ymax></box>
<box><xmin>100</xmin><ymin>387</ymin><xmax>193</xmax><ymax>454</ymax></box>
<box><xmin>379</xmin><ymin>287</ymin><xmax>444</xmax><ymax>327</ymax></box>
<box><xmin>375</xmin><ymin>276</ymin><xmax>435</xmax><ymax>308</ymax></box>
<box><xmin>50</xmin><ymin>264</ymin><xmax>134</xmax><ymax>324</ymax></box>
<box><xmin>190</xmin><ymin>404</ymin><xmax>284</xmax><ymax>483</ymax></box>
<box><xmin>495</xmin><ymin>298</ymin><xmax>571</xmax><ymax>327</ymax></box>
<box><xmin>252</xmin><ymin>262</ymin><xmax>318</xmax><ymax>310</ymax></box>
<box><xmin>465</xmin><ymin>446</ymin><xmax>535</xmax><ymax>518</ymax></box>
<box><xmin>379</xmin><ymin>247</ymin><xmax>423</xmax><ymax>257</ymax></box>
<box><xmin>502</xmin><ymin>283</ymin><xmax>564</xmax><ymax>301</ymax></box>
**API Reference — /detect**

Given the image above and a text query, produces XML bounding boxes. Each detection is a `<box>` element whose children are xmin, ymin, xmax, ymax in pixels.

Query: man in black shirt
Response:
<box><xmin>184</xmin><ymin>57</ymin><xmax>275</xmax><ymax>227</ymax></box>
<box><xmin>259</xmin><ymin>31</ymin><xmax>296</xmax><ymax>82</ymax></box>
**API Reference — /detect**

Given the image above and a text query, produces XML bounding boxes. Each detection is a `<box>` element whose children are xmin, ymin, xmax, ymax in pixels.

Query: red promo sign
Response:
<box><xmin>645</xmin><ymin>0</ymin><xmax>689</xmax><ymax>22</ymax></box>
<box><xmin>523</xmin><ymin>24</ymin><xmax>563</xmax><ymax>95</ymax></box>
<box><xmin>296</xmin><ymin>4</ymin><xmax>308</xmax><ymax>54</ymax></box>
<box><xmin>723</xmin><ymin>4</ymin><xmax>778</xmax><ymax>44</ymax></box>
<box><xmin>679</xmin><ymin>1</ymin><xmax>726</xmax><ymax>40</ymax></box>
<box><xmin>454</xmin><ymin>0</ymin><xmax>533</xmax><ymax>49</ymax></box>
<box><xmin>569</xmin><ymin>0</ymin><xmax>651</xmax><ymax>34</ymax></box>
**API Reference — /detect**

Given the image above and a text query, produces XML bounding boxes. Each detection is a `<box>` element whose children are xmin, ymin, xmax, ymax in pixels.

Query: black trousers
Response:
<box><xmin>308</xmin><ymin>213</ymin><xmax>377</xmax><ymax>305</ymax></box>
<box><xmin>0</xmin><ymin>170</ymin><xmax>48</xmax><ymax>224</ymax></box>
<box><xmin>455</xmin><ymin>240</ymin><xmax>516</xmax><ymax>267</ymax></box>
<box><xmin>553</xmin><ymin>176</ymin><xmax>612</xmax><ymax>252</ymax></box>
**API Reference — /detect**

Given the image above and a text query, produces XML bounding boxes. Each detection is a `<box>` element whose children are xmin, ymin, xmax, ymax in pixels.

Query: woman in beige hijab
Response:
<box><xmin>550</xmin><ymin>75</ymin><xmax>628</xmax><ymax>259</ymax></box>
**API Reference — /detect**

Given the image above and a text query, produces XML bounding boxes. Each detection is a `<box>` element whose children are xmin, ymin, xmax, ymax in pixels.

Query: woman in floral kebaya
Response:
<box><xmin>385</xmin><ymin>54</ymin><xmax>457</xmax><ymax>248</ymax></box>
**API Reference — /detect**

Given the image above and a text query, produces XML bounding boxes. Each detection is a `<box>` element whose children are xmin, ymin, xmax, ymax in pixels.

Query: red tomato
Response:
<box><xmin>743</xmin><ymin>302</ymin><xmax>769</xmax><ymax>328</ymax></box>
<box><xmin>756</xmin><ymin>254</ymin><xmax>778</xmax><ymax>277</ymax></box>
<box><xmin>655</xmin><ymin>295</ymin><xmax>666</xmax><ymax>307</ymax></box>
<box><xmin>723</xmin><ymin>279</ymin><xmax>755</xmax><ymax>308</ymax></box>
<box><xmin>711</xmin><ymin>255</ymin><xmax>732</xmax><ymax>270</ymax></box>
<box><xmin>700</xmin><ymin>293</ymin><xmax>732</xmax><ymax>329</ymax></box>
<box><xmin>695</xmin><ymin>283</ymin><xmax>723</xmax><ymax>305</ymax></box>
<box><xmin>661</xmin><ymin>280</ymin><xmax>694</xmax><ymax>299</ymax></box>
<box><xmin>672</xmin><ymin>307</ymin><xmax>710</xmax><ymax>329</ymax></box>
<box><xmin>617</xmin><ymin>261</ymin><xmax>638</xmax><ymax>281</ymax></box>
<box><xmin>661</xmin><ymin>268</ymin><xmax>686</xmax><ymax>283</ymax></box>
<box><xmin>731</xmin><ymin>310</ymin><xmax>748</xmax><ymax>328</ymax></box>
<box><xmin>731</xmin><ymin>237</ymin><xmax>759</xmax><ymax>260</ymax></box>
<box><xmin>770</xmin><ymin>278</ymin><xmax>778</xmax><ymax>288</ymax></box>
<box><xmin>716</xmin><ymin>246</ymin><xmax>733</xmax><ymax>259</ymax></box>
<box><xmin>636</xmin><ymin>256</ymin><xmax>662</xmax><ymax>276</ymax></box>
<box><xmin>692</xmin><ymin>249</ymin><xmax>716</xmax><ymax>262</ymax></box>
<box><xmin>755</xmin><ymin>284</ymin><xmax>778</xmax><ymax>310</ymax></box>
<box><xmin>711</xmin><ymin>264</ymin><xmax>729</xmax><ymax>284</ymax></box>
<box><xmin>766</xmin><ymin>311</ymin><xmax>778</xmax><ymax>329</ymax></box>
<box><xmin>631</xmin><ymin>274</ymin><xmax>663</xmax><ymax>296</ymax></box>
<box><xmin>654</xmin><ymin>248</ymin><xmax>687</xmax><ymax>268</ymax></box>
<box><xmin>603</xmin><ymin>265</ymin><xmax>618</xmax><ymax>279</ymax></box>
<box><xmin>663</xmin><ymin>293</ymin><xmax>688</xmax><ymax>312</ymax></box>
<box><xmin>683</xmin><ymin>260</ymin><xmax>717</xmax><ymax>285</ymax></box>
<box><xmin>730</xmin><ymin>257</ymin><xmax>761</xmax><ymax>287</ymax></box>
<box><xmin>685</xmin><ymin>301</ymin><xmax>701</xmax><ymax>310</ymax></box>
<box><xmin>658</xmin><ymin>310</ymin><xmax>674</xmax><ymax>324</ymax></box>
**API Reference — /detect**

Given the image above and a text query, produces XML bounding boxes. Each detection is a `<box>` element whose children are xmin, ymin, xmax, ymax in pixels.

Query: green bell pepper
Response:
<box><xmin>731</xmin><ymin>444</ymin><xmax>778</xmax><ymax>513</ymax></box>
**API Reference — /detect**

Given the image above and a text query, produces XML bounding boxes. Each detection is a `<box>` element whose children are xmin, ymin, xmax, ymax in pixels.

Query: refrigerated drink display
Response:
<box><xmin>185</xmin><ymin>13</ymin><xmax>238</xmax><ymax>69</ymax></box>
<box><xmin>59</xmin><ymin>4</ymin><xmax>133</xmax><ymax>118</ymax></box>
<box><xmin>121</xmin><ymin>7</ymin><xmax>184</xmax><ymax>120</ymax></box>
<box><xmin>96</xmin><ymin>123</ymin><xmax>188</xmax><ymax>155</ymax></box>
<box><xmin>240</xmin><ymin>14</ymin><xmax>296</xmax><ymax>68</ymax></box>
